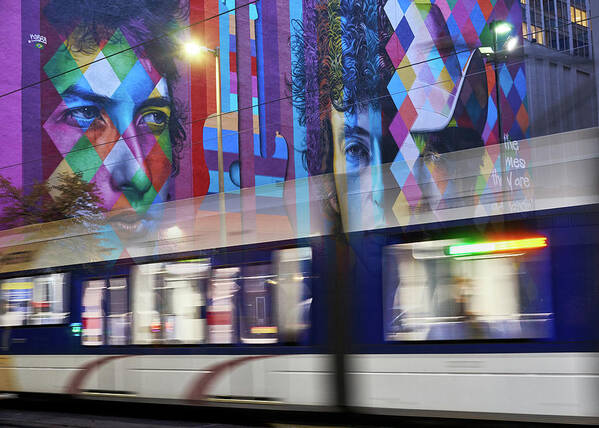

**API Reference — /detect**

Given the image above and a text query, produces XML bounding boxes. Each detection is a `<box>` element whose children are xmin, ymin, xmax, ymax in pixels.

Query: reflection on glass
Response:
<box><xmin>82</xmin><ymin>280</ymin><xmax>105</xmax><ymax>346</ymax></box>
<box><xmin>383</xmin><ymin>240</ymin><xmax>553</xmax><ymax>341</ymax></box>
<box><xmin>274</xmin><ymin>247</ymin><xmax>312</xmax><ymax>344</ymax></box>
<box><xmin>0</xmin><ymin>274</ymin><xmax>68</xmax><ymax>327</ymax></box>
<box><xmin>132</xmin><ymin>260</ymin><xmax>209</xmax><ymax>344</ymax></box>
<box><xmin>240</xmin><ymin>264</ymin><xmax>277</xmax><ymax>344</ymax></box>
<box><xmin>207</xmin><ymin>267</ymin><xmax>239</xmax><ymax>344</ymax></box>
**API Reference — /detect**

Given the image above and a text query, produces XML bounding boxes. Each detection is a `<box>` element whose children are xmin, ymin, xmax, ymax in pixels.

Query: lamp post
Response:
<box><xmin>483</xmin><ymin>21</ymin><xmax>517</xmax><ymax>210</ymax></box>
<box><xmin>189</xmin><ymin>45</ymin><xmax>224</xmax><ymax>194</ymax></box>
<box><xmin>184</xmin><ymin>42</ymin><xmax>226</xmax><ymax>245</ymax></box>
<box><xmin>490</xmin><ymin>20</ymin><xmax>513</xmax><ymax>145</ymax></box>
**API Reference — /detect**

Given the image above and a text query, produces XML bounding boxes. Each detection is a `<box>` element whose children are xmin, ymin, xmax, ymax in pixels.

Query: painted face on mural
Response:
<box><xmin>44</xmin><ymin>28</ymin><xmax>176</xmax><ymax>238</ymax></box>
<box><xmin>331</xmin><ymin>107</ymin><xmax>385</xmax><ymax>231</ymax></box>
<box><xmin>291</xmin><ymin>0</ymin><xmax>497</xmax><ymax>229</ymax></box>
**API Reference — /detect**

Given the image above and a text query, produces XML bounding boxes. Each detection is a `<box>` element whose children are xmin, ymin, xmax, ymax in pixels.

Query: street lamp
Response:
<box><xmin>489</xmin><ymin>20</ymin><xmax>514</xmax><ymax>145</ymax></box>
<box><xmin>505</xmin><ymin>36</ymin><xmax>518</xmax><ymax>52</ymax></box>
<box><xmin>484</xmin><ymin>20</ymin><xmax>517</xmax><ymax>210</ymax></box>
<box><xmin>184</xmin><ymin>42</ymin><xmax>224</xmax><ymax>194</ymax></box>
<box><xmin>183</xmin><ymin>41</ymin><xmax>226</xmax><ymax>244</ymax></box>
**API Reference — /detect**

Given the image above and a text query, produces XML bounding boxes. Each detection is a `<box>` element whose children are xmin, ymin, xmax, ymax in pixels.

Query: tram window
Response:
<box><xmin>273</xmin><ymin>247</ymin><xmax>312</xmax><ymax>344</ymax></box>
<box><xmin>108</xmin><ymin>278</ymin><xmax>129</xmax><ymax>345</ymax></box>
<box><xmin>383</xmin><ymin>240</ymin><xmax>553</xmax><ymax>341</ymax></box>
<box><xmin>82</xmin><ymin>280</ymin><xmax>105</xmax><ymax>345</ymax></box>
<box><xmin>207</xmin><ymin>267</ymin><xmax>239</xmax><ymax>344</ymax></box>
<box><xmin>132</xmin><ymin>260</ymin><xmax>208</xmax><ymax>345</ymax></box>
<box><xmin>208</xmin><ymin>247</ymin><xmax>313</xmax><ymax>345</ymax></box>
<box><xmin>128</xmin><ymin>248</ymin><xmax>313</xmax><ymax>346</ymax></box>
<box><xmin>240</xmin><ymin>264</ymin><xmax>277</xmax><ymax>344</ymax></box>
<box><xmin>0</xmin><ymin>274</ymin><xmax>68</xmax><ymax>326</ymax></box>
<box><xmin>81</xmin><ymin>277</ymin><xmax>130</xmax><ymax>346</ymax></box>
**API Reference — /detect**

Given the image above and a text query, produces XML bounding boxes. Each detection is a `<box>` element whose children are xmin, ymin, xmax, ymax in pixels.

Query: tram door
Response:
<box><xmin>240</xmin><ymin>264</ymin><xmax>277</xmax><ymax>344</ymax></box>
<box><xmin>207</xmin><ymin>267</ymin><xmax>239</xmax><ymax>344</ymax></box>
<box><xmin>80</xmin><ymin>274</ymin><xmax>130</xmax><ymax>393</ymax></box>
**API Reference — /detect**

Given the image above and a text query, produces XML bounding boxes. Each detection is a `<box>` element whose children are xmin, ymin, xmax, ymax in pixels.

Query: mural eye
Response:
<box><xmin>140</xmin><ymin>111</ymin><xmax>169</xmax><ymax>132</ymax></box>
<box><xmin>63</xmin><ymin>106</ymin><xmax>101</xmax><ymax>126</ymax></box>
<box><xmin>345</xmin><ymin>142</ymin><xmax>370</xmax><ymax>170</ymax></box>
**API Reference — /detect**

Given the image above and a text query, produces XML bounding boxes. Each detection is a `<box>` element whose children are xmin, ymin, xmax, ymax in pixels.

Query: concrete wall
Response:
<box><xmin>524</xmin><ymin>40</ymin><xmax>598</xmax><ymax>137</ymax></box>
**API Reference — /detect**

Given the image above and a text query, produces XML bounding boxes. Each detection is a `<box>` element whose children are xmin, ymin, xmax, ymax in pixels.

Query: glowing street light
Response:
<box><xmin>182</xmin><ymin>40</ymin><xmax>226</xmax><ymax>244</ymax></box>
<box><xmin>505</xmin><ymin>36</ymin><xmax>519</xmax><ymax>52</ymax></box>
<box><xmin>489</xmin><ymin>20</ymin><xmax>514</xmax><ymax>145</ymax></box>
<box><xmin>493</xmin><ymin>21</ymin><xmax>513</xmax><ymax>35</ymax></box>
<box><xmin>183</xmin><ymin>41</ymin><xmax>203</xmax><ymax>57</ymax></box>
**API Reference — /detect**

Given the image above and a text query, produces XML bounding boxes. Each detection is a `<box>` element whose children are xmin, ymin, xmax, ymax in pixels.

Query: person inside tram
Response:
<box><xmin>42</xmin><ymin>0</ymin><xmax>188</xmax><ymax>240</ymax></box>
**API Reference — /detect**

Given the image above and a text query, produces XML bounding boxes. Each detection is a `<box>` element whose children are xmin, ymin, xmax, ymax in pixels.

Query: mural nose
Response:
<box><xmin>109</xmin><ymin>136</ymin><xmax>152</xmax><ymax>196</ymax></box>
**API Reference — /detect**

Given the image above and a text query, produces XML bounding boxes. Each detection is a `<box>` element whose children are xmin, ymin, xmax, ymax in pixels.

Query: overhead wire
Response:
<box><xmin>18</xmin><ymin>37</ymin><xmax>594</xmax><ymax>182</ymax></box>
<box><xmin>0</xmin><ymin>0</ymin><xmax>259</xmax><ymax>100</ymax></box>
<box><xmin>0</xmin><ymin>2</ymin><xmax>594</xmax><ymax>175</ymax></box>
<box><xmin>0</xmin><ymin>36</ymin><xmax>593</xmax><ymax>177</ymax></box>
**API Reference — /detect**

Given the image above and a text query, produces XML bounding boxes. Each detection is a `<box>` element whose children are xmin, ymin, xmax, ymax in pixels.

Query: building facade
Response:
<box><xmin>521</xmin><ymin>0</ymin><xmax>598</xmax><ymax>136</ymax></box>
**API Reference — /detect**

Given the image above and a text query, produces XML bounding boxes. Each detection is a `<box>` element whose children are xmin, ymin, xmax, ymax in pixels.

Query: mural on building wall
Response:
<box><xmin>1</xmin><ymin>0</ymin><xmax>528</xmax><ymax>259</ymax></box>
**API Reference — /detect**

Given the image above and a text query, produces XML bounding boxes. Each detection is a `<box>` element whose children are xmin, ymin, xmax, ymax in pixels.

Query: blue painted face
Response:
<box><xmin>331</xmin><ymin>106</ymin><xmax>385</xmax><ymax>231</ymax></box>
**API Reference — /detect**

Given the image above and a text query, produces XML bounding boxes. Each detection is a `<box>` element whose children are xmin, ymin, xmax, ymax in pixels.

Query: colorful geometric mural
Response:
<box><xmin>202</xmin><ymin>1</ymin><xmax>288</xmax><ymax>195</ymax></box>
<box><xmin>43</xmin><ymin>29</ymin><xmax>173</xmax><ymax>214</ymax></box>
<box><xmin>1</xmin><ymin>0</ymin><xmax>529</xmax><ymax>254</ymax></box>
<box><xmin>383</xmin><ymin>0</ymin><xmax>528</xmax><ymax>224</ymax></box>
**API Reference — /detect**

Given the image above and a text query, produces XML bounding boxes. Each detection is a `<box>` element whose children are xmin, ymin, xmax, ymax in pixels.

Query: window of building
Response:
<box><xmin>545</xmin><ymin>24</ymin><xmax>557</xmax><ymax>48</ymax></box>
<box><xmin>530</xmin><ymin>24</ymin><xmax>544</xmax><ymax>44</ymax></box>
<box><xmin>570</xmin><ymin>6</ymin><xmax>588</xmax><ymax>27</ymax></box>
<box><xmin>0</xmin><ymin>274</ymin><xmax>68</xmax><ymax>326</ymax></box>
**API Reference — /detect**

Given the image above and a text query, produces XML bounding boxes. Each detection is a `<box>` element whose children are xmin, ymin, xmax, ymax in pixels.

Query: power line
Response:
<box><xmin>522</xmin><ymin>13</ymin><xmax>597</xmax><ymax>38</ymax></box>
<box><xmin>0</xmin><ymin>7</ymin><xmax>592</xmax><ymax>174</ymax></box>
<box><xmin>0</xmin><ymin>0</ymin><xmax>259</xmax><ymax>100</ymax></box>
<box><xmin>9</xmin><ymin>37</ymin><xmax>589</xmax><ymax>181</ymax></box>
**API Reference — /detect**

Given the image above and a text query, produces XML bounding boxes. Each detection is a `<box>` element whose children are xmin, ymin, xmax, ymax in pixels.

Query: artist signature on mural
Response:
<box><xmin>27</xmin><ymin>34</ymin><xmax>47</xmax><ymax>49</ymax></box>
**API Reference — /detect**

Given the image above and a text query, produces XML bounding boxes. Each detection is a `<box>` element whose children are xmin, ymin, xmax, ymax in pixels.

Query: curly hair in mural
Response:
<box><xmin>291</xmin><ymin>0</ymin><xmax>394</xmax><ymax>177</ymax></box>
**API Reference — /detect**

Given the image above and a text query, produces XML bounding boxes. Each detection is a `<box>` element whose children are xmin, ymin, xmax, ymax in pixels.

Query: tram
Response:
<box><xmin>0</xmin><ymin>128</ymin><xmax>597</xmax><ymax>424</ymax></box>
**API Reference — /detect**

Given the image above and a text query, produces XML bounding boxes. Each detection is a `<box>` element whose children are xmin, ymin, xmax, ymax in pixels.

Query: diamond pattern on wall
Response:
<box><xmin>64</xmin><ymin>135</ymin><xmax>103</xmax><ymax>182</ymax></box>
<box><xmin>44</xmin><ymin>43</ymin><xmax>84</xmax><ymax>95</ymax></box>
<box><xmin>84</xmin><ymin>52</ymin><xmax>121</xmax><ymax>98</ymax></box>
<box><xmin>383</xmin><ymin>0</ymin><xmax>528</xmax><ymax>225</ymax></box>
<box><xmin>44</xmin><ymin>26</ymin><xmax>173</xmax><ymax>223</ymax></box>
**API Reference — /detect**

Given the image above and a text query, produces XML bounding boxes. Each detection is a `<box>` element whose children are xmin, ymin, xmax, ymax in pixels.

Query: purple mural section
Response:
<box><xmin>0</xmin><ymin>3</ymin><xmax>23</xmax><ymax>189</ymax></box>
